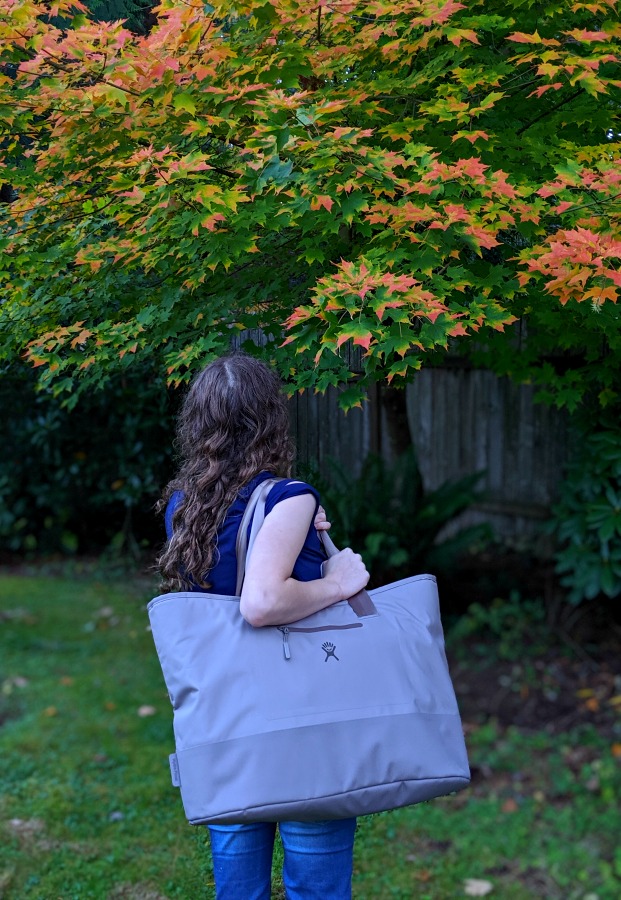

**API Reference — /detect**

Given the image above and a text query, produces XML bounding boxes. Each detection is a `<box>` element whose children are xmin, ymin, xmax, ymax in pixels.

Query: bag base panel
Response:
<box><xmin>175</xmin><ymin>711</ymin><xmax>470</xmax><ymax>824</ymax></box>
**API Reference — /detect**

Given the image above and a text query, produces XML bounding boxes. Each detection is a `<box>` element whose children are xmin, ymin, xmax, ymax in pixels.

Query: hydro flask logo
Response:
<box><xmin>322</xmin><ymin>642</ymin><xmax>339</xmax><ymax>662</ymax></box>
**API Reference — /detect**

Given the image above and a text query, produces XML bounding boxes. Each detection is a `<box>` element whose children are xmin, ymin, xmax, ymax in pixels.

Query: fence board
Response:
<box><xmin>406</xmin><ymin>369</ymin><xmax>568</xmax><ymax>540</ymax></box>
<box><xmin>289</xmin><ymin>369</ymin><xmax>569</xmax><ymax>542</ymax></box>
<box><xmin>289</xmin><ymin>386</ymin><xmax>372</xmax><ymax>479</ymax></box>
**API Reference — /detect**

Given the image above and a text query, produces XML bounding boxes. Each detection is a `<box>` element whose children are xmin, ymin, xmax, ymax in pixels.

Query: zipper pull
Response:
<box><xmin>278</xmin><ymin>626</ymin><xmax>291</xmax><ymax>660</ymax></box>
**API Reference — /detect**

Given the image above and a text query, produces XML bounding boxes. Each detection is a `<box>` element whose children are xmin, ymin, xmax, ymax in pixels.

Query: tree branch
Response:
<box><xmin>516</xmin><ymin>90</ymin><xmax>582</xmax><ymax>136</ymax></box>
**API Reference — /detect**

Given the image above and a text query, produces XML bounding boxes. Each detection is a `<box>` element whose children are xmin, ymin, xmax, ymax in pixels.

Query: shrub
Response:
<box><xmin>550</xmin><ymin>416</ymin><xmax>621</xmax><ymax>604</ymax></box>
<box><xmin>303</xmin><ymin>449</ymin><xmax>490</xmax><ymax>586</ymax></box>
<box><xmin>1</xmin><ymin>362</ymin><xmax>177</xmax><ymax>556</ymax></box>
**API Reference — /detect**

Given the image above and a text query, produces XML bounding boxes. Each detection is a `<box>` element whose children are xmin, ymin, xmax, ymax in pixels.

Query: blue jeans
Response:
<box><xmin>208</xmin><ymin>818</ymin><xmax>357</xmax><ymax>899</ymax></box>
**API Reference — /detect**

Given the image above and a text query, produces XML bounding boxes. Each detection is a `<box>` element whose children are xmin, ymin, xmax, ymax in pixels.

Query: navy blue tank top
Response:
<box><xmin>165</xmin><ymin>472</ymin><xmax>325</xmax><ymax>595</ymax></box>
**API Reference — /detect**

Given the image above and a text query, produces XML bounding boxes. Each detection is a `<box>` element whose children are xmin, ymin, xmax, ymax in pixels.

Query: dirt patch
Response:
<box><xmin>443</xmin><ymin>550</ymin><xmax>621</xmax><ymax>738</ymax></box>
<box><xmin>453</xmin><ymin>643</ymin><xmax>621</xmax><ymax>738</ymax></box>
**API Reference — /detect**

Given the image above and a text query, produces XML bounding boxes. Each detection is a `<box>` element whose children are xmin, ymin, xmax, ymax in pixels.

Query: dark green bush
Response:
<box><xmin>550</xmin><ymin>415</ymin><xmax>621</xmax><ymax>603</ymax></box>
<box><xmin>303</xmin><ymin>449</ymin><xmax>491</xmax><ymax>585</ymax></box>
<box><xmin>445</xmin><ymin>591</ymin><xmax>549</xmax><ymax>661</ymax></box>
<box><xmin>1</xmin><ymin>362</ymin><xmax>177</xmax><ymax>556</ymax></box>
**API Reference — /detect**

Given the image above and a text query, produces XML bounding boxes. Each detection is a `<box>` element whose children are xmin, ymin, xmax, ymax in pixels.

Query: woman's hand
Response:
<box><xmin>322</xmin><ymin>548</ymin><xmax>370</xmax><ymax>601</ymax></box>
<box><xmin>314</xmin><ymin>505</ymin><xmax>331</xmax><ymax>532</ymax></box>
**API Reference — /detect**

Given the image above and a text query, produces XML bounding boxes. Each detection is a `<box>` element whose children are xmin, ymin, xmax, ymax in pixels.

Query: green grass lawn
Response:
<box><xmin>1</xmin><ymin>571</ymin><xmax>620</xmax><ymax>899</ymax></box>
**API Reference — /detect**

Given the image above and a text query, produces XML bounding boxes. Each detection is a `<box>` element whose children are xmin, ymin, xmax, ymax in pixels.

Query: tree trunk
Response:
<box><xmin>0</xmin><ymin>183</ymin><xmax>15</xmax><ymax>203</ymax></box>
<box><xmin>379</xmin><ymin>384</ymin><xmax>412</xmax><ymax>461</ymax></box>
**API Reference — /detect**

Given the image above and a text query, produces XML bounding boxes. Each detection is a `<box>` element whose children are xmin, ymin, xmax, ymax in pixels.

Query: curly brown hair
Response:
<box><xmin>157</xmin><ymin>352</ymin><xmax>295</xmax><ymax>591</ymax></box>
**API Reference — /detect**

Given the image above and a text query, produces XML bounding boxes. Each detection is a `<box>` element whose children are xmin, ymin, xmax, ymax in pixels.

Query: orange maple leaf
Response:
<box><xmin>464</xmin><ymin>225</ymin><xmax>499</xmax><ymax>250</ymax></box>
<box><xmin>70</xmin><ymin>328</ymin><xmax>93</xmax><ymax>349</ymax></box>
<box><xmin>564</xmin><ymin>29</ymin><xmax>609</xmax><ymax>42</ymax></box>
<box><xmin>447</xmin><ymin>29</ymin><xmax>480</xmax><ymax>47</ymax></box>
<box><xmin>353</xmin><ymin>333</ymin><xmax>372</xmax><ymax>351</ymax></box>
<box><xmin>374</xmin><ymin>300</ymin><xmax>405</xmax><ymax>321</ymax></box>
<box><xmin>452</xmin><ymin>130</ymin><xmax>490</xmax><ymax>145</ymax></box>
<box><xmin>448</xmin><ymin>322</ymin><xmax>469</xmax><ymax>337</ymax></box>
<box><xmin>311</xmin><ymin>195</ymin><xmax>334</xmax><ymax>213</ymax></box>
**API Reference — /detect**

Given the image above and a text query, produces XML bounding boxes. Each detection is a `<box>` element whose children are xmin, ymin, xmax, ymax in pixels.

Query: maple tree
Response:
<box><xmin>0</xmin><ymin>0</ymin><xmax>619</xmax><ymax>408</ymax></box>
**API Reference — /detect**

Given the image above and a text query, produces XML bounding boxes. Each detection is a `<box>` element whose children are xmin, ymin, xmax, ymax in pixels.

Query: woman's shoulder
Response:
<box><xmin>166</xmin><ymin>489</ymin><xmax>185</xmax><ymax>515</ymax></box>
<box><xmin>264</xmin><ymin>477</ymin><xmax>320</xmax><ymax>514</ymax></box>
<box><xmin>164</xmin><ymin>490</ymin><xmax>184</xmax><ymax>538</ymax></box>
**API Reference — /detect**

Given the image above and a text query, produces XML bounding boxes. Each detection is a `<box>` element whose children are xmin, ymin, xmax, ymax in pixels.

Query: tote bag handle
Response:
<box><xmin>235</xmin><ymin>479</ymin><xmax>377</xmax><ymax>618</ymax></box>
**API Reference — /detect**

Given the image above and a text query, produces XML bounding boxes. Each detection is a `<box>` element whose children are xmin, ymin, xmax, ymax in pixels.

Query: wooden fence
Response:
<box><xmin>289</xmin><ymin>368</ymin><xmax>571</xmax><ymax>543</ymax></box>
<box><xmin>290</xmin><ymin>385</ymin><xmax>375</xmax><ymax>476</ymax></box>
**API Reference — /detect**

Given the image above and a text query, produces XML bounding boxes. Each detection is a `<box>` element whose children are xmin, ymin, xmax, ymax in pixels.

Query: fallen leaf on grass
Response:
<box><xmin>414</xmin><ymin>869</ymin><xmax>432</xmax><ymax>882</ymax></box>
<box><xmin>611</xmin><ymin>743</ymin><xmax>621</xmax><ymax>758</ymax></box>
<box><xmin>2</xmin><ymin>676</ymin><xmax>29</xmax><ymax>695</ymax></box>
<box><xmin>464</xmin><ymin>878</ymin><xmax>493</xmax><ymax>896</ymax></box>
<box><xmin>43</xmin><ymin>706</ymin><xmax>58</xmax><ymax>717</ymax></box>
<box><xmin>501</xmin><ymin>798</ymin><xmax>518</xmax><ymax>813</ymax></box>
<box><xmin>0</xmin><ymin>868</ymin><xmax>14</xmax><ymax>891</ymax></box>
<box><xmin>97</xmin><ymin>606</ymin><xmax>115</xmax><ymax>618</ymax></box>
<box><xmin>0</xmin><ymin>608</ymin><xmax>36</xmax><ymax>624</ymax></box>
<box><xmin>137</xmin><ymin>705</ymin><xmax>156</xmax><ymax>717</ymax></box>
<box><xmin>2</xmin><ymin>677</ymin><xmax>28</xmax><ymax>692</ymax></box>
<box><xmin>7</xmin><ymin>818</ymin><xmax>45</xmax><ymax>841</ymax></box>
<box><xmin>8</xmin><ymin>818</ymin><xmax>43</xmax><ymax>832</ymax></box>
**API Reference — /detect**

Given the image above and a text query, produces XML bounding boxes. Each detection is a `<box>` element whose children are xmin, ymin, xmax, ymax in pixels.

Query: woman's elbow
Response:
<box><xmin>239</xmin><ymin>587</ymin><xmax>278</xmax><ymax>628</ymax></box>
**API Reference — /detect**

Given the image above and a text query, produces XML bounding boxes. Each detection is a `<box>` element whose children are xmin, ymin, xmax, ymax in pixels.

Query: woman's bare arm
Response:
<box><xmin>240</xmin><ymin>494</ymin><xmax>369</xmax><ymax>627</ymax></box>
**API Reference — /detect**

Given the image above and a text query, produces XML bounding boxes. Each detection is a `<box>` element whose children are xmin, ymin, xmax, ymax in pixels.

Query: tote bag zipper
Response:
<box><xmin>277</xmin><ymin>623</ymin><xmax>363</xmax><ymax>660</ymax></box>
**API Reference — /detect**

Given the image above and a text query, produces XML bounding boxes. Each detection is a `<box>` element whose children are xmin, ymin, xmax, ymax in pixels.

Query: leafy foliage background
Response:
<box><xmin>1</xmin><ymin>362</ymin><xmax>176</xmax><ymax>555</ymax></box>
<box><xmin>1</xmin><ymin>0</ymin><xmax>619</xmax><ymax>410</ymax></box>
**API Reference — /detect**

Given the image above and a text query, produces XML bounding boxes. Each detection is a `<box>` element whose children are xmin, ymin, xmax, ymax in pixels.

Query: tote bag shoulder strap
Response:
<box><xmin>234</xmin><ymin>479</ymin><xmax>377</xmax><ymax>618</ymax></box>
<box><xmin>234</xmin><ymin>477</ymin><xmax>282</xmax><ymax>595</ymax></box>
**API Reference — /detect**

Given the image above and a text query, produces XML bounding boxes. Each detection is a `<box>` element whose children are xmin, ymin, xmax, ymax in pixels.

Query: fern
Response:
<box><xmin>301</xmin><ymin>450</ymin><xmax>490</xmax><ymax>586</ymax></box>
